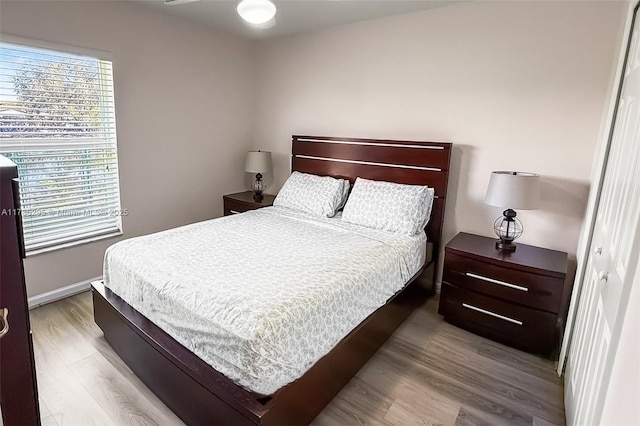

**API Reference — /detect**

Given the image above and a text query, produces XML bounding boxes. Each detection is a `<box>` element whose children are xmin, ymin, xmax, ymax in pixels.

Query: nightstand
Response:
<box><xmin>438</xmin><ymin>232</ymin><xmax>571</xmax><ymax>355</ymax></box>
<box><xmin>223</xmin><ymin>191</ymin><xmax>276</xmax><ymax>216</ymax></box>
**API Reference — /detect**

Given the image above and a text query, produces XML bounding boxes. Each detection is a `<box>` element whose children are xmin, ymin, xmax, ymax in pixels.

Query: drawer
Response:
<box><xmin>443</xmin><ymin>252</ymin><xmax>564</xmax><ymax>313</ymax></box>
<box><xmin>223</xmin><ymin>199</ymin><xmax>259</xmax><ymax>216</ymax></box>
<box><xmin>438</xmin><ymin>283</ymin><xmax>557</xmax><ymax>354</ymax></box>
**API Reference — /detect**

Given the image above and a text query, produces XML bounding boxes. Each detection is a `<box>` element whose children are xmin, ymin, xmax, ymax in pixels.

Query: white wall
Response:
<box><xmin>0</xmin><ymin>1</ymin><xmax>255</xmax><ymax>296</ymax></box>
<box><xmin>251</xmin><ymin>1</ymin><xmax>627</xmax><ymax>272</ymax></box>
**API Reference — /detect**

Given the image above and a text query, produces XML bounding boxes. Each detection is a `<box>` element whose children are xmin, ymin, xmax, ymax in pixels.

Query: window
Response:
<box><xmin>0</xmin><ymin>37</ymin><xmax>122</xmax><ymax>254</ymax></box>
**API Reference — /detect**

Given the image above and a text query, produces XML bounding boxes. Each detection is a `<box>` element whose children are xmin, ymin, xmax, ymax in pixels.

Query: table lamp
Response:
<box><xmin>484</xmin><ymin>171</ymin><xmax>540</xmax><ymax>252</ymax></box>
<box><xmin>245</xmin><ymin>150</ymin><xmax>273</xmax><ymax>202</ymax></box>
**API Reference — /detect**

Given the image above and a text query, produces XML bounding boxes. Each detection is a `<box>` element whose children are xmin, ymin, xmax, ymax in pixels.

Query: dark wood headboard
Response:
<box><xmin>291</xmin><ymin>135</ymin><xmax>452</xmax><ymax>260</ymax></box>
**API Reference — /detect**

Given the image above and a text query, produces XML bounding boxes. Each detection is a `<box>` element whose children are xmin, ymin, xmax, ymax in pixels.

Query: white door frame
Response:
<box><xmin>557</xmin><ymin>0</ymin><xmax>638</xmax><ymax>375</ymax></box>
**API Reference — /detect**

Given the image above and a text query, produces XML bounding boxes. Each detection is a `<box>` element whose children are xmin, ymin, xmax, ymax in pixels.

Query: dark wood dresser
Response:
<box><xmin>0</xmin><ymin>155</ymin><xmax>40</xmax><ymax>424</ymax></box>
<box><xmin>438</xmin><ymin>232</ymin><xmax>571</xmax><ymax>355</ymax></box>
<box><xmin>223</xmin><ymin>191</ymin><xmax>275</xmax><ymax>216</ymax></box>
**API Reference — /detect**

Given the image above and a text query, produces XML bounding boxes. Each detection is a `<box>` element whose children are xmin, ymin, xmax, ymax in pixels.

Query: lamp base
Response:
<box><xmin>493</xmin><ymin>209</ymin><xmax>521</xmax><ymax>253</ymax></box>
<box><xmin>495</xmin><ymin>239</ymin><xmax>517</xmax><ymax>252</ymax></box>
<box><xmin>251</xmin><ymin>173</ymin><xmax>266</xmax><ymax>203</ymax></box>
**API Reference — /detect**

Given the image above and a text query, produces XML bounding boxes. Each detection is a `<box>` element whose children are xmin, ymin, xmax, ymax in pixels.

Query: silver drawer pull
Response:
<box><xmin>230</xmin><ymin>210</ymin><xmax>241</xmax><ymax>214</ymax></box>
<box><xmin>465</xmin><ymin>272</ymin><xmax>528</xmax><ymax>292</ymax></box>
<box><xmin>462</xmin><ymin>303</ymin><xmax>523</xmax><ymax>325</ymax></box>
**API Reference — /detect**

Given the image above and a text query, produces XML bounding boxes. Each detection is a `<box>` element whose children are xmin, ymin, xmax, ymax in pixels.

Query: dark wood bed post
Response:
<box><xmin>92</xmin><ymin>135</ymin><xmax>452</xmax><ymax>425</ymax></box>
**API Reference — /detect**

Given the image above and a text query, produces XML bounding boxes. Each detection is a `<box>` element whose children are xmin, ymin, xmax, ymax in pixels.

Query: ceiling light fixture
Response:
<box><xmin>237</xmin><ymin>0</ymin><xmax>277</xmax><ymax>25</ymax></box>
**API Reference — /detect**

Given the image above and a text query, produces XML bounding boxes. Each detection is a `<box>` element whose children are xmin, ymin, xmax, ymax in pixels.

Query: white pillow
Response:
<box><xmin>274</xmin><ymin>171</ymin><xmax>349</xmax><ymax>217</ymax></box>
<box><xmin>341</xmin><ymin>177</ymin><xmax>435</xmax><ymax>236</ymax></box>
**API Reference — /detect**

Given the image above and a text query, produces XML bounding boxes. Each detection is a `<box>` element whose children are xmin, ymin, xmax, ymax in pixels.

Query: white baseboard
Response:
<box><xmin>28</xmin><ymin>276</ymin><xmax>101</xmax><ymax>309</ymax></box>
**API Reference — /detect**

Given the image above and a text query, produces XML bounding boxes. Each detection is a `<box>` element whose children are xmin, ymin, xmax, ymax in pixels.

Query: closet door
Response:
<box><xmin>564</xmin><ymin>3</ymin><xmax>640</xmax><ymax>424</ymax></box>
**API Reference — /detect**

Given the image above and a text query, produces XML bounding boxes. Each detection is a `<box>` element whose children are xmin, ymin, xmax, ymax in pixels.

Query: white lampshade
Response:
<box><xmin>237</xmin><ymin>0</ymin><xmax>276</xmax><ymax>25</ymax></box>
<box><xmin>245</xmin><ymin>150</ymin><xmax>273</xmax><ymax>174</ymax></box>
<box><xmin>485</xmin><ymin>171</ymin><xmax>540</xmax><ymax>210</ymax></box>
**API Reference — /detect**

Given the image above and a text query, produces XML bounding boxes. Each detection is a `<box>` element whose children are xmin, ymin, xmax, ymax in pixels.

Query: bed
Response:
<box><xmin>92</xmin><ymin>135</ymin><xmax>452</xmax><ymax>425</ymax></box>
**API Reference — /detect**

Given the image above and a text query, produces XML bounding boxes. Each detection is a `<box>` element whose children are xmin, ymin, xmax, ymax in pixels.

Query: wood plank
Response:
<box><xmin>292</xmin><ymin>156</ymin><xmax>449</xmax><ymax>196</ymax></box>
<box><xmin>373</xmin><ymin>343</ymin><xmax>535</xmax><ymax>425</ymax></box>
<box><xmin>429</xmin><ymin>335</ymin><xmax>562</xmax><ymax>401</ymax></box>
<box><xmin>71</xmin><ymin>352</ymin><xmax>183</xmax><ymax>425</ymax></box>
<box><xmin>57</xmin><ymin>294</ymin><xmax>188</xmax><ymax>423</ymax></box>
<box><xmin>312</xmin><ymin>395</ymin><xmax>395</xmax><ymax>426</ymax></box>
<box><xmin>422</xmin><ymin>339</ymin><xmax>564</xmax><ymax>424</ymax></box>
<box><xmin>31</xmin><ymin>329</ymin><xmax>117</xmax><ymax>425</ymax></box>
<box><xmin>30</xmin><ymin>302</ymin><xmax>97</xmax><ymax>366</ymax></box>
<box><xmin>455</xmin><ymin>405</ymin><xmax>521</xmax><ymax>426</ymax></box>
<box><xmin>384</xmin><ymin>383</ymin><xmax>461</xmax><ymax>425</ymax></box>
<box><xmin>54</xmin><ymin>293</ymin><xmax>143</xmax><ymax>375</ymax></box>
<box><xmin>477</xmin><ymin>340</ymin><xmax>562</xmax><ymax>385</ymax></box>
<box><xmin>313</xmin><ymin>375</ymin><xmax>396</xmax><ymax>425</ymax></box>
<box><xmin>293</xmin><ymin>140</ymin><xmax>451</xmax><ymax>171</ymax></box>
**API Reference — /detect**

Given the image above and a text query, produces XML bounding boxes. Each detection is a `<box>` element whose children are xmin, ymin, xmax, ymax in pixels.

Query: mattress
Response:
<box><xmin>103</xmin><ymin>206</ymin><xmax>426</xmax><ymax>395</ymax></box>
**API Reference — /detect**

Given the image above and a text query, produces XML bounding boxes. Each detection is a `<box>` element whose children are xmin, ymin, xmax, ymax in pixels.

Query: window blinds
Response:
<box><xmin>0</xmin><ymin>40</ymin><xmax>122</xmax><ymax>253</ymax></box>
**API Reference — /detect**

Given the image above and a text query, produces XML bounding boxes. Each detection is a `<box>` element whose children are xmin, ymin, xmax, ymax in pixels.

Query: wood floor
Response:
<box><xmin>30</xmin><ymin>291</ymin><xmax>565</xmax><ymax>426</ymax></box>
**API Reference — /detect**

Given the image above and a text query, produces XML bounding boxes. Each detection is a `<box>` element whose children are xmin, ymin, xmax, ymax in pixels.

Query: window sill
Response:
<box><xmin>25</xmin><ymin>230</ymin><xmax>123</xmax><ymax>257</ymax></box>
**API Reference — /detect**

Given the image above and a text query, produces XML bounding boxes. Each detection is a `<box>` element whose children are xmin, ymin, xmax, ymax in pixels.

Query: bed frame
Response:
<box><xmin>92</xmin><ymin>135</ymin><xmax>452</xmax><ymax>425</ymax></box>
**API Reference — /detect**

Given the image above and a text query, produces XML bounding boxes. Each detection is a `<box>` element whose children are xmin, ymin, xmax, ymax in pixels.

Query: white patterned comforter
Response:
<box><xmin>103</xmin><ymin>206</ymin><xmax>426</xmax><ymax>395</ymax></box>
